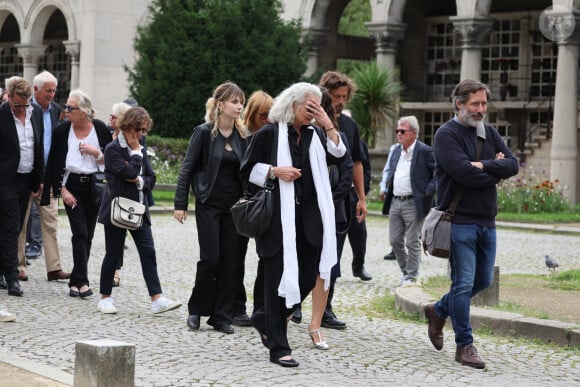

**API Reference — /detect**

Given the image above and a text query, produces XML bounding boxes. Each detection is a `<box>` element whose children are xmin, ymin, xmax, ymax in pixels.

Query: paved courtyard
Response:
<box><xmin>0</xmin><ymin>214</ymin><xmax>578</xmax><ymax>386</ymax></box>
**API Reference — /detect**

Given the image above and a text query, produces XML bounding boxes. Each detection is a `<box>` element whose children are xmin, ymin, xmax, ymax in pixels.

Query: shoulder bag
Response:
<box><xmin>111</xmin><ymin>196</ymin><xmax>146</xmax><ymax>230</ymax></box>
<box><xmin>422</xmin><ymin>139</ymin><xmax>482</xmax><ymax>258</ymax></box>
<box><xmin>230</xmin><ymin>130</ymin><xmax>278</xmax><ymax>238</ymax></box>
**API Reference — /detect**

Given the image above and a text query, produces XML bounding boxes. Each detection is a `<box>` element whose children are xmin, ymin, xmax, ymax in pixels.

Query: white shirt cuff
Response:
<box><xmin>327</xmin><ymin>135</ymin><xmax>346</xmax><ymax>157</ymax></box>
<box><xmin>249</xmin><ymin>163</ymin><xmax>271</xmax><ymax>187</ymax></box>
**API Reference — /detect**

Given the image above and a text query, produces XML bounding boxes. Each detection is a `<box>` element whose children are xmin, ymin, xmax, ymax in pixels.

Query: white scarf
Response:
<box><xmin>277</xmin><ymin>122</ymin><xmax>337</xmax><ymax>308</ymax></box>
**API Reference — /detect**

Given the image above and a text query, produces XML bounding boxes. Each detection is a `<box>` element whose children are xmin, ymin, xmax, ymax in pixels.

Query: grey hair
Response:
<box><xmin>269</xmin><ymin>82</ymin><xmax>322</xmax><ymax>124</ymax></box>
<box><xmin>451</xmin><ymin>79</ymin><xmax>491</xmax><ymax>113</ymax></box>
<box><xmin>33</xmin><ymin>70</ymin><xmax>58</xmax><ymax>89</ymax></box>
<box><xmin>111</xmin><ymin>102</ymin><xmax>131</xmax><ymax>118</ymax></box>
<box><xmin>398</xmin><ymin>115</ymin><xmax>420</xmax><ymax>136</ymax></box>
<box><xmin>69</xmin><ymin>89</ymin><xmax>96</xmax><ymax>119</ymax></box>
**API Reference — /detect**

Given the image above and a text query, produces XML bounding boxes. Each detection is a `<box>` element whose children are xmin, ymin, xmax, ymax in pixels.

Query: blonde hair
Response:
<box><xmin>243</xmin><ymin>90</ymin><xmax>273</xmax><ymax>132</ymax></box>
<box><xmin>204</xmin><ymin>82</ymin><xmax>250</xmax><ymax>138</ymax></box>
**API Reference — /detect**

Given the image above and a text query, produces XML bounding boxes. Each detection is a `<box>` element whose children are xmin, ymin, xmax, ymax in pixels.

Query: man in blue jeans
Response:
<box><xmin>424</xmin><ymin>79</ymin><xmax>518</xmax><ymax>369</ymax></box>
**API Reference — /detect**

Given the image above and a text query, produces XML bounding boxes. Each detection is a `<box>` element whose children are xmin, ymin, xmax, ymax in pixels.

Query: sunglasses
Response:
<box><xmin>258</xmin><ymin>112</ymin><xmax>269</xmax><ymax>120</ymax></box>
<box><xmin>64</xmin><ymin>104</ymin><xmax>81</xmax><ymax>113</ymax></box>
<box><xmin>396</xmin><ymin>129</ymin><xmax>413</xmax><ymax>134</ymax></box>
<box><xmin>12</xmin><ymin>103</ymin><xmax>30</xmax><ymax>109</ymax></box>
<box><xmin>134</xmin><ymin>127</ymin><xmax>148</xmax><ymax>134</ymax></box>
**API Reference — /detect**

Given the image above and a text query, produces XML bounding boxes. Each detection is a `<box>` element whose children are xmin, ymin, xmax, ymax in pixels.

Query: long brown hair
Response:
<box><xmin>204</xmin><ymin>82</ymin><xmax>250</xmax><ymax>138</ymax></box>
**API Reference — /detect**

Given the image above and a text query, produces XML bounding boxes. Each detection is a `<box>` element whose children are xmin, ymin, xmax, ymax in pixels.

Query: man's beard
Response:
<box><xmin>458</xmin><ymin>108</ymin><xmax>485</xmax><ymax>127</ymax></box>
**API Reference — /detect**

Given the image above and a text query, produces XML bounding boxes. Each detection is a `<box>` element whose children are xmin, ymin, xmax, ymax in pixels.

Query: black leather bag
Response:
<box><xmin>93</xmin><ymin>171</ymin><xmax>107</xmax><ymax>206</ymax></box>
<box><xmin>230</xmin><ymin>185</ymin><xmax>274</xmax><ymax>238</ymax></box>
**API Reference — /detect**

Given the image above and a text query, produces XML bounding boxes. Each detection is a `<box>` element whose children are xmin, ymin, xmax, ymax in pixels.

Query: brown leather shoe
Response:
<box><xmin>18</xmin><ymin>271</ymin><xmax>29</xmax><ymax>281</ymax></box>
<box><xmin>47</xmin><ymin>270</ymin><xmax>71</xmax><ymax>281</ymax></box>
<box><xmin>455</xmin><ymin>344</ymin><xmax>486</xmax><ymax>369</ymax></box>
<box><xmin>424</xmin><ymin>303</ymin><xmax>445</xmax><ymax>350</ymax></box>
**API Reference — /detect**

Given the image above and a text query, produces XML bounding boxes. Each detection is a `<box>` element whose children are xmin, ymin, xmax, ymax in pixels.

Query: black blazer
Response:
<box><xmin>240</xmin><ymin>122</ymin><xmax>344</xmax><ymax>258</ymax></box>
<box><xmin>40</xmin><ymin>119</ymin><xmax>112</xmax><ymax>205</ymax></box>
<box><xmin>0</xmin><ymin>102</ymin><xmax>44</xmax><ymax>197</ymax></box>
<box><xmin>383</xmin><ymin>140</ymin><xmax>436</xmax><ymax>219</ymax></box>
<box><xmin>97</xmin><ymin>138</ymin><xmax>156</xmax><ymax>226</ymax></box>
<box><xmin>174</xmin><ymin>122</ymin><xmax>249</xmax><ymax>209</ymax></box>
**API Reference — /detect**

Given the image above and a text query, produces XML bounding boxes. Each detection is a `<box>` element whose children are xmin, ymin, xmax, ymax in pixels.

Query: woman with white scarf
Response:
<box><xmin>240</xmin><ymin>83</ymin><xmax>346</xmax><ymax>367</ymax></box>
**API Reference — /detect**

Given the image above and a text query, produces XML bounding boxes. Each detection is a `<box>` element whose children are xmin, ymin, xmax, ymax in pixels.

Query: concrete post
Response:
<box><xmin>472</xmin><ymin>265</ymin><xmax>499</xmax><ymax>307</ymax></box>
<box><xmin>74</xmin><ymin>339</ymin><xmax>135</xmax><ymax>387</ymax></box>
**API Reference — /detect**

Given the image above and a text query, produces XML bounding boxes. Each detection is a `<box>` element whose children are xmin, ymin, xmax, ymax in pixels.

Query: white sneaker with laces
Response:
<box><xmin>0</xmin><ymin>309</ymin><xmax>16</xmax><ymax>322</ymax></box>
<box><xmin>151</xmin><ymin>296</ymin><xmax>181</xmax><ymax>314</ymax></box>
<box><xmin>98</xmin><ymin>298</ymin><xmax>118</xmax><ymax>314</ymax></box>
<box><xmin>400</xmin><ymin>277</ymin><xmax>416</xmax><ymax>287</ymax></box>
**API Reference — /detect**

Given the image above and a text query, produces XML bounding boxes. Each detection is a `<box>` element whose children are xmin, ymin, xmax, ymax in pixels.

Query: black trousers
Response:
<box><xmin>233</xmin><ymin>236</ymin><xmax>249</xmax><ymax>316</ymax></box>
<box><xmin>64</xmin><ymin>179</ymin><xmax>99</xmax><ymax>288</ymax></box>
<box><xmin>100</xmin><ymin>222</ymin><xmax>162</xmax><ymax>296</ymax></box>
<box><xmin>337</xmin><ymin>187</ymin><xmax>367</xmax><ymax>272</ymax></box>
<box><xmin>0</xmin><ymin>173</ymin><xmax>33</xmax><ymax>281</ymax></box>
<box><xmin>188</xmin><ymin>194</ymin><xmax>241</xmax><ymax>325</ymax></box>
<box><xmin>252</xmin><ymin>206</ymin><xmax>318</xmax><ymax>361</ymax></box>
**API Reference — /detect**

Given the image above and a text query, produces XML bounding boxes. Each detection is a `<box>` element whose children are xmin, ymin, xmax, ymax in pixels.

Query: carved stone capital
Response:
<box><xmin>366</xmin><ymin>22</ymin><xmax>406</xmax><ymax>53</ymax></box>
<box><xmin>15</xmin><ymin>44</ymin><xmax>46</xmax><ymax>65</ymax></box>
<box><xmin>305</xmin><ymin>28</ymin><xmax>329</xmax><ymax>54</ymax></box>
<box><xmin>63</xmin><ymin>40</ymin><xmax>81</xmax><ymax>61</ymax></box>
<box><xmin>450</xmin><ymin>17</ymin><xmax>494</xmax><ymax>49</ymax></box>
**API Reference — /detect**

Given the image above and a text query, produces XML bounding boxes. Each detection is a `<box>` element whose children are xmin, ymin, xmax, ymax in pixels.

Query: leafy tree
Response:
<box><xmin>348</xmin><ymin>61</ymin><xmax>401</xmax><ymax>148</ymax></box>
<box><xmin>127</xmin><ymin>0</ymin><xmax>307</xmax><ymax>138</ymax></box>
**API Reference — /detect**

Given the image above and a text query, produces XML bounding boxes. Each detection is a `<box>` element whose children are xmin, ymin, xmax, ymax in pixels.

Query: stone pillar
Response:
<box><xmin>366</xmin><ymin>22</ymin><xmax>406</xmax><ymax>151</ymax></box>
<box><xmin>550</xmin><ymin>22</ymin><xmax>579</xmax><ymax>205</ymax></box>
<box><xmin>74</xmin><ymin>339</ymin><xmax>135</xmax><ymax>387</ymax></box>
<box><xmin>450</xmin><ymin>17</ymin><xmax>494</xmax><ymax>81</ymax></box>
<box><xmin>15</xmin><ymin>44</ymin><xmax>46</xmax><ymax>84</ymax></box>
<box><xmin>64</xmin><ymin>40</ymin><xmax>81</xmax><ymax>90</ymax></box>
<box><xmin>304</xmin><ymin>29</ymin><xmax>328</xmax><ymax>78</ymax></box>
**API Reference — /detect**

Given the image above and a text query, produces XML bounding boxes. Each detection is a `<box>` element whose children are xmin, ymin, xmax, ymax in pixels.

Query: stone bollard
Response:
<box><xmin>74</xmin><ymin>339</ymin><xmax>135</xmax><ymax>387</ymax></box>
<box><xmin>472</xmin><ymin>265</ymin><xmax>500</xmax><ymax>307</ymax></box>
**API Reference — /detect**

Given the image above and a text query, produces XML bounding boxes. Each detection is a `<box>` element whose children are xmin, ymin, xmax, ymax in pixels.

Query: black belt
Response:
<box><xmin>295</xmin><ymin>196</ymin><xmax>303</xmax><ymax>205</ymax></box>
<box><xmin>68</xmin><ymin>173</ymin><xmax>93</xmax><ymax>183</ymax></box>
<box><xmin>394</xmin><ymin>195</ymin><xmax>413</xmax><ymax>201</ymax></box>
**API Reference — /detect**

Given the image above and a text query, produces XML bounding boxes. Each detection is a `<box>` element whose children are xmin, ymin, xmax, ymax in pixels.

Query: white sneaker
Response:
<box><xmin>400</xmin><ymin>276</ymin><xmax>416</xmax><ymax>287</ymax></box>
<box><xmin>151</xmin><ymin>296</ymin><xmax>181</xmax><ymax>315</ymax></box>
<box><xmin>97</xmin><ymin>298</ymin><xmax>118</xmax><ymax>314</ymax></box>
<box><xmin>0</xmin><ymin>309</ymin><xmax>16</xmax><ymax>322</ymax></box>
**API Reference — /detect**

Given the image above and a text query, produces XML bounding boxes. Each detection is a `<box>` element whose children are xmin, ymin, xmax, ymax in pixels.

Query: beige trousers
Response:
<box><xmin>18</xmin><ymin>191</ymin><xmax>63</xmax><ymax>273</ymax></box>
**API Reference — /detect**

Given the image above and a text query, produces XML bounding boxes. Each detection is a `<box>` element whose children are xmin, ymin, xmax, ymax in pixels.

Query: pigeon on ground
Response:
<box><xmin>545</xmin><ymin>254</ymin><xmax>559</xmax><ymax>271</ymax></box>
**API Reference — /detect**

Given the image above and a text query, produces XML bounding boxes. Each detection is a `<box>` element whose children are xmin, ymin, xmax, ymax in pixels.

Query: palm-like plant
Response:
<box><xmin>348</xmin><ymin>61</ymin><xmax>401</xmax><ymax>148</ymax></box>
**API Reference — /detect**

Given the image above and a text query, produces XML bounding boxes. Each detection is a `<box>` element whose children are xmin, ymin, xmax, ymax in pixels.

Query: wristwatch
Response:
<box><xmin>269</xmin><ymin>166</ymin><xmax>276</xmax><ymax>180</ymax></box>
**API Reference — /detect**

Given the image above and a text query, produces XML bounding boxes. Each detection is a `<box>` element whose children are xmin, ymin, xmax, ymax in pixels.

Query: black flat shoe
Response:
<box><xmin>232</xmin><ymin>314</ymin><xmax>253</xmax><ymax>327</ymax></box>
<box><xmin>271</xmin><ymin>357</ymin><xmax>299</xmax><ymax>368</ymax></box>
<box><xmin>7</xmin><ymin>280</ymin><xmax>23</xmax><ymax>297</ymax></box>
<box><xmin>187</xmin><ymin>314</ymin><xmax>200</xmax><ymax>331</ymax></box>
<box><xmin>69</xmin><ymin>289</ymin><xmax>80</xmax><ymax>297</ymax></box>
<box><xmin>213</xmin><ymin>323</ymin><xmax>234</xmax><ymax>334</ymax></box>
<box><xmin>291</xmin><ymin>309</ymin><xmax>302</xmax><ymax>324</ymax></box>
<box><xmin>79</xmin><ymin>288</ymin><xmax>93</xmax><ymax>298</ymax></box>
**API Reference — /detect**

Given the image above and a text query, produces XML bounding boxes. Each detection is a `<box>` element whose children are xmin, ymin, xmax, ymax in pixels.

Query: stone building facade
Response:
<box><xmin>1</xmin><ymin>0</ymin><xmax>578</xmax><ymax>202</ymax></box>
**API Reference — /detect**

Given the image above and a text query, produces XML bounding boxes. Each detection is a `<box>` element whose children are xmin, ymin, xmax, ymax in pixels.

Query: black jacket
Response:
<box><xmin>97</xmin><ymin>137</ymin><xmax>156</xmax><ymax>226</ymax></box>
<box><xmin>40</xmin><ymin>119</ymin><xmax>112</xmax><ymax>205</ymax></box>
<box><xmin>174</xmin><ymin>122</ymin><xmax>249</xmax><ymax>209</ymax></box>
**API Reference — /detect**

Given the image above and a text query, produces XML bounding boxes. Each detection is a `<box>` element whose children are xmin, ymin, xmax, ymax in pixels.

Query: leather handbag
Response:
<box><xmin>93</xmin><ymin>171</ymin><xmax>107</xmax><ymax>206</ymax></box>
<box><xmin>110</xmin><ymin>196</ymin><xmax>146</xmax><ymax>230</ymax></box>
<box><xmin>230</xmin><ymin>186</ymin><xmax>274</xmax><ymax>238</ymax></box>
<box><xmin>231</xmin><ymin>128</ymin><xmax>278</xmax><ymax>238</ymax></box>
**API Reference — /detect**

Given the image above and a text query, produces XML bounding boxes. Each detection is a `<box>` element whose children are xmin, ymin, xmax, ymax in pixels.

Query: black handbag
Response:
<box><xmin>230</xmin><ymin>129</ymin><xmax>278</xmax><ymax>238</ymax></box>
<box><xmin>93</xmin><ymin>171</ymin><xmax>107</xmax><ymax>206</ymax></box>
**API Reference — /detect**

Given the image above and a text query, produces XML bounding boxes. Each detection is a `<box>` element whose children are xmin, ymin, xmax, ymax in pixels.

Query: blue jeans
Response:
<box><xmin>435</xmin><ymin>223</ymin><xmax>496</xmax><ymax>348</ymax></box>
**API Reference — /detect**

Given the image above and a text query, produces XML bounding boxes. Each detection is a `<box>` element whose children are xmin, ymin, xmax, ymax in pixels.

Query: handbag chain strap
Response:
<box><xmin>446</xmin><ymin>137</ymin><xmax>483</xmax><ymax>215</ymax></box>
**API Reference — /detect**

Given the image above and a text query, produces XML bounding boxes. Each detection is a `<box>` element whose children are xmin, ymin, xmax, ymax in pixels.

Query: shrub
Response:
<box><xmin>497</xmin><ymin>164</ymin><xmax>568</xmax><ymax>213</ymax></box>
<box><xmin>146</xmin><ymin>135</ymin><xmax>189</xmax><ymax>184</ymax></box>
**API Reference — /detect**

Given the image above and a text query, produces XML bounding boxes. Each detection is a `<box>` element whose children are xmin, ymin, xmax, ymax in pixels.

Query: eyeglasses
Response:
<box><xmin>12</xmin><ymin>103</ymin><xmax>30</xmax><ymax>109</ymax></box>
<box><xmin>396</xmin><ymin>129</ymin><xmax>413</xmax><ymax>134</ymax></box>
<box><xmin>258</xmin><ymin>112</ymin><xmax>268</xmax><ymax>120</ymax></box>
<box><xmin>64</xmin><ymin>104</ymin><xmax>80</xmax><ymax>113</ymax></box>
<box><xmin>134</xmin><ymin>127</ymin><xmax>148</xmax><ymax>134</ymax></box>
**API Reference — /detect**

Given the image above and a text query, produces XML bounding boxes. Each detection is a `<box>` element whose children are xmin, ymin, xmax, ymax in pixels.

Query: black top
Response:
<box><xmin>337</xmin><ymin>114</ymin><xmax>365</xmax><ymax>163</ymax></box>
<box><xmin>211</xmin><ymin>147</ymin><xmax>242</xmax><ymax>197</ymax></box>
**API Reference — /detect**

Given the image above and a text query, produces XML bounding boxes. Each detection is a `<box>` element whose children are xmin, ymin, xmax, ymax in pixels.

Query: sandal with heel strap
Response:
<box><xmin>309</xmin><ymin>329</ymin><xmax>329</xmax><ymax>350</ymax></box>
<box><xmin>113</xmin><ymin>271</ymin><xmax>120</xmax><ymax>287</ymax></box>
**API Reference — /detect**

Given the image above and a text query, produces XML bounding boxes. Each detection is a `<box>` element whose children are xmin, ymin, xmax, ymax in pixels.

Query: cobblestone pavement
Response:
<box><xmin>0</xmin><ymin>214</ymin><xmax>578</xmax><ymax>386</ymax></box>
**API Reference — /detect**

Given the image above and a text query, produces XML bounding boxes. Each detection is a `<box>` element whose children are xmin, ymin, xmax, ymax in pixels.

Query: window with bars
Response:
<box><xmin>481</xmin><ymin>19</ymin><xmax>521</xmax><ymax>101</ymax></box>
<box><xmin>425</xmin><ymin>21</ymin><xmax>461</xmax><ymax>101</ymax></box>
<box><xmin>38</xmin><ymin>41</ymin><xmax>71</xmax><ymax>105</ymax></box>
<box><xmin>423</xmin><ymin>111</ymin><xmax>452</xmax><ymax>146</ymax></box>
<box><xmin>0</xmin><ymin>46</ymin><xmax>23</xmax><ymax>83</ymax></box>
<box><xmin>530</xmin><ymin>29</ymin><xmax>557</xmax><ymax>99</ymax></box>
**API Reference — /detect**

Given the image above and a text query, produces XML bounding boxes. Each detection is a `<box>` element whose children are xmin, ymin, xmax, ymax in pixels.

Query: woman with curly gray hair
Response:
<box><xmin>240</xmin><ymin>82</ymin><xmax>346</xmax><ymax>367</ymax></box>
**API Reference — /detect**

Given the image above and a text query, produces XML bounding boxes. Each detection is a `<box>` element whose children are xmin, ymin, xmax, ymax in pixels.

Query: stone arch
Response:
<box><xmin>23</xmin><ymin>0</ymin><xmax>75</xmax><ymax>43</ymax></box>
<box><xmin>0</xmin><ymin>2</ymin><xmax>24</xmax><ymax>38</ymax></box>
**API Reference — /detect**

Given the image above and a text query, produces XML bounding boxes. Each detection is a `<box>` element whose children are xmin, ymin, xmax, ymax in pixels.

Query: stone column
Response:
<box><xmin>63</xmin><ymin>40</ymin><xmax>81</xmax><ymax>89</ymax></box>
<box><xmin>366</xmin><ymin>22</ymin><xmax>406</xmax><ymax>151</ymax></box>
<box><xmin>15</xmin><ymin>44</ymin><xmax>46</xmax><ymax>84</ymax></box>
<box><xmin>550</xmin><ymin>18</ymin><xmax>579</xmax><ymax>205</ymax></box>
<box><xmin>450</xmin><ymin>17</ymin><xmax>494</xmax><ymax>81</ymax></box>
<box><xmin>304</xmin><ymin>29</ymin><xmax>328</xmax><ymax>78</ymax></box>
